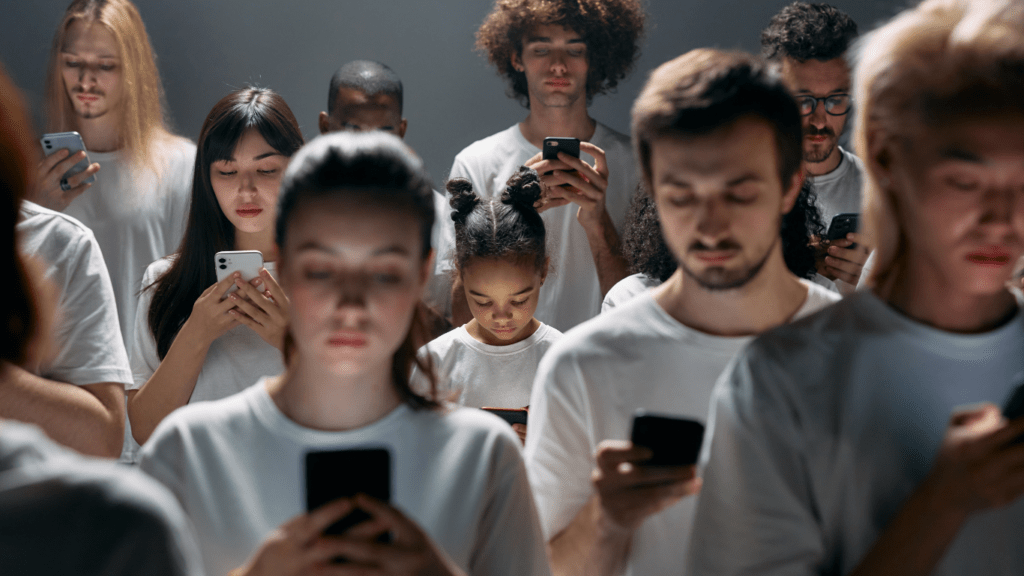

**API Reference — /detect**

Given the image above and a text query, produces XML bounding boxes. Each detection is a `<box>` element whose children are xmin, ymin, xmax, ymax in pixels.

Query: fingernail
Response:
<box><xmin>230</xmin><ymin>293</ymin><xmax>238</xmax><ymax>300</ymax></box>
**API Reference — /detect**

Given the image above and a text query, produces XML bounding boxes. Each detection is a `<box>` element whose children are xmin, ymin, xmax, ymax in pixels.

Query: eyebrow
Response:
<box><xmin>468</xmin><ymin>286</ymin><xmax>535</xmax><ymax>298</ymax></box>
<box><xmin>217</xmin><ymin>151</ymin><xmax>284</xmax><ymax>162</ymax></box>
<box><xmin>61</xmin><ymin>51</ymin><xmax>119</xmax><ymax>59</ymax></box>
<box><xmin>726</xmin><ymin>173</ymin><xmax>764</xmax><ymax>187</ymax></box>
<box><xmin>295</xmin><ymin>241</ymin><xmax>412</xmax><ymax>257</ymax></box>
<box><xmin>795</xmin><ymin>88</ymin><xmax>850</xmax><ymax>96</ymax></box>
<box><xmin>525</xmin><ymin>36</ymin><xmax>586</xmax><ymax>44</ymax></box>
<box><xmin>939</xmin><ymin>147</ymin><xmax>983</xmax><ymax>163</ymax></box>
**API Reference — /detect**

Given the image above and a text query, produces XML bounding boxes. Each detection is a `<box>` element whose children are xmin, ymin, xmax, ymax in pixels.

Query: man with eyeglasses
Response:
<box><xmin>762</xmin><ymin>2</ymin><xmax>869</xmax><ymax>290</ymax></box>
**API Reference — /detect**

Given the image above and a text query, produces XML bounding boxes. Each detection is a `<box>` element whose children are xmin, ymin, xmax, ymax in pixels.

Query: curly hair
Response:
<box><xmin>476</xmin><ymin>0</ymin><xmax>646</xmax><ymax>107</ymax></box>
<box><xmin>622</xmin><ymin>184</ymin><xmax>675</xmax><ymax>282</ymax></box>
<box><xmin>761</xmin><ymin>2</ymin><xmax>859</xmax><ymax>62</ymax></box>
<box><xmin>781</xmin><ymin>179</ymin><xmax>826</xmax><ymax>280</ymax></box>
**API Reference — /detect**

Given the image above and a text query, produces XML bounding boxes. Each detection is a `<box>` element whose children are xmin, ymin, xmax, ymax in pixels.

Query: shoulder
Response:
<box><xmin>591</xmin><ymin>122</ymin><xmax>632</xmax><ymax>156</ymax></box>
<box><xmin>18</xmin><ymin>200</ymin><xmax>96</xmax><ymax>246</ymax></box>
<box><xmin>541</xmin><ymin>294</ymin><xmax>661</xmax><ymax>371</ymax></box>
<box><xmin>453</xmin><ymin>125</ymin><xmax>521</xmax><ymax>165</ymax></box>
<box><xmin>414</xmin><ymin>405</ymin><xmax>523</xmax><ymax>456</ymax></box>
<box><xmin>420</xmin><ymin>328</ymin><xmax>464</xmax><ymax>358</ymax></box>
<box><xmin>603</xmin><ymin>273</ymin><xmax>659</xmax><ymax>310</ymax></box>
<box><xmin>798</xmin><ymin>279</ymin><xmax>842</xmax><ymax>316</ymax></box>
<box><xmin>147</xmin><ymin>382</ymin><xmax>259</xmax><ymax>447</ymax></box>
<box><xmin>142</xmin><ymin>256</ymin><xmax>177</xmax><ymax>285</ymax></box>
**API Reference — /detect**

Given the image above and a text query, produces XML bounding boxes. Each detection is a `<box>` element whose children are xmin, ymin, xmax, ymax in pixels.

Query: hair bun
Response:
<box><xmin>446</xmin><ymin>177</ymin><xmax>480</xmax><ymax>221</ymax></box>
<box><xmin>501</xmin><ymin>166</ymin><xmax>542</xmax><ymax>211</ymax></box>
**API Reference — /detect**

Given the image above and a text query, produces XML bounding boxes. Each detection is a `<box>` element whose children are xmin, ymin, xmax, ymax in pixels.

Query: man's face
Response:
<box><xmin>780</xmin><ymin>56</ymin><xmax>851</xmax><ymax>166</ymax></box>
<box><xmin>649</xmin><ymin>115</ymin><xmax>801</xmax><ymax>290</ymax></box>
<box><xmin>321</xmin><ymin>87</ymin><xmax>406</xmax><ymax>138</ymax></box>
<box><xmin>60</xmin><ymin>20</ymin><xmax>123</xmax><ymax>121</ymax></box>
<box><xmin>512</xmin><ymin>24</ymin><xmax>589</xmax><ymax>109</ymax></box>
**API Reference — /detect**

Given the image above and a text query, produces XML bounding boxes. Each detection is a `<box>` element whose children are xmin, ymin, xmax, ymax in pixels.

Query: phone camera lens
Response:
<box><xmin>219</xmin><ymin>264</ymin><xmax>227</xmax><ymax>270</ymax></box>
<box><xmin>218</xmin><ymin>258</ymin><xmax>226</xmax><ymax>263</ymax></box>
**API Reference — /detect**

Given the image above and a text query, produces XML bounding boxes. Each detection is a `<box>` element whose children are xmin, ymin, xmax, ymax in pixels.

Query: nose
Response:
<box><xmin>491</xmin><ymin>304</ymin><xmax>514</xmax><ymax>321</ymax></box>
<box><xmin>550</xmin><ymin>51</ymin><xmax>568</xmax><ymax>74</ymax></box>
<box><xmin>239</xmin><ymin>172</ymin><xmax>258</xmax><ymax>197</ymax></box>
<box><xmin>980</xmin><ymin>184</ymin><xmax>1015</xmax><ymax>228</ymax></box>
<box><xmin>808</xmin><ymin>104</ymin><xmax>828</xmax><ymax>129</ymax></box>
<box><xmin>333</xmin><ymin>274</ymin><xmax>368</xmax><ymax>310</ymax></box>
<box><xmin>694</xmin><ymin>197</ymin><xmax>729</xmax><ymax>242</ymax></box>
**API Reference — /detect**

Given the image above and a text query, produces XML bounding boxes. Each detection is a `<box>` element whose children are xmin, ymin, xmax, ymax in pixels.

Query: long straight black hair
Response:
<box><xmin>147</xmin><ymin>87</ymin><xmax>304</xmax><ymax>359</ymax></box>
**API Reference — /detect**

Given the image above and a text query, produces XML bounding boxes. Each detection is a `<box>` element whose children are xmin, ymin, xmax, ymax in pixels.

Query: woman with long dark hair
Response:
<box><xmin>126</xmin><ymin>87</ymin><xmax>303</xmax><ymax>449</ymax></box>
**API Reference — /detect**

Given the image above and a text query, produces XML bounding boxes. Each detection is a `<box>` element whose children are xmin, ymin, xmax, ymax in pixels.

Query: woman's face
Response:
<box><xmin>462</xmin><ymin>257</ymin><xmax>544</xmax><ymax>345</ymax></box>
<box><xmin>887</xmin><ymin>113</ymin><xmax>1024</xmax><ymax>297</ymax></box>
<box><xmin>280</xmin><ymin>195</ymin><xmax>430</xmax><ymax>376</ymax></box>
<box><xmin>210</xmin><ymin>129</ymin><xmax>289</xmax><ymax>236</ymax></box>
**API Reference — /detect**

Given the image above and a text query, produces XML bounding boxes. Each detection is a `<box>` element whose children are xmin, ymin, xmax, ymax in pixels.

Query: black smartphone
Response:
<box><xmin>826</xmin><ymin>213</ymin><xmax>860</xmax><ymax>248</ymax></box>
<box><xmin>542</xmin><ymin>136</ymin><xmax>581</xmax><ymax>161</ymax></box>
<box><xmin>630</xmin><ymin>411</ymin><xmax>705</xmax><ymax>467</ymax></box>
<box><xmin>305</xmin><ymin>448</ymin><xmax>391</xmax><ymax>535</ymax></box>
<box><xmin>481</xmin><ymin>407</ymin><xmax>528</xmax><ymax>426</ymax></box>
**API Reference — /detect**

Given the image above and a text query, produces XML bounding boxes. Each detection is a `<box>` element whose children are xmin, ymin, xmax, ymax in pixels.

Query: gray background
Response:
<box><xmin>1</xmin><ymin>0</ymin><xmax>903</xmax><ymax>185</ymax></box>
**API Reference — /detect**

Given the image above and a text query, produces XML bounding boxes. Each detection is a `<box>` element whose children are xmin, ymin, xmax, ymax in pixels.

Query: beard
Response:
<box><xmin>679</xmin><ymin>234</ymin><xmax>779</xmax><ymax>291</ymax></box>
<box><xmin>803</xmin><ymin>125</ymin><xmax>837</xmax><ymax>164</ymax></box>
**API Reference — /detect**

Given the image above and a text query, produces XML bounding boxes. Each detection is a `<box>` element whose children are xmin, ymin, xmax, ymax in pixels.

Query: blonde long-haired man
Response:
<box><xmin>33</xmin><ymin>0</ymin><xmax>195</xmax><ymax>350</ymax></box>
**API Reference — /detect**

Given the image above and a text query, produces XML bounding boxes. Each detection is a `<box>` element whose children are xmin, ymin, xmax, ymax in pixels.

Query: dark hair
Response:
<box><xmin>447</xmin><ymin>166</ymin><xmax>548</xmax><ymax>275</ymax></box>
<box><xmin>476</xmin><ymin>0</ymin><xmax>645</xmax><ymax>107</ymax></box>
<box><xmin>761</xmin><ymin>2</ymin><xmax>858</xmax><ymax>63</ymax></box>
<box><xmin>633</xmin><ymin>49</ymin><xmax>804</xmax><ymax>196</ymax></box>
<box><xmin>622</xmin><ymin>183</ymin><xmax>675</xmax><ymax>282</ymax></box>
<box><xmin>276</xmin><ymin>131</ymin><xmax>438</xmax><ymax>410</ymax></box>
<box><xmin>0</xmin><ymin>64</ymin><xmax>41</xmax><ymax>366</ymax></box>
<box><xmin>627</xmin><ymin>179</ymin><xmax>824</xmax><ymax>282</ymax></box>
<box><xmin>327</xmin><ymin>60</ymin><xmax>403</xmax><ymax>115</ymax></box>
<box><xmin>147</xmin><ymin>87</ymin><xmax>304</xmax><ymax>359</ymax></box>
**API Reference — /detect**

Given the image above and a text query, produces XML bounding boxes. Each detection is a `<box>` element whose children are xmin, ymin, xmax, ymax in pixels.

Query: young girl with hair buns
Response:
<box><xmin>420</xmin><ymin>167</ymin><xmax>562</xmax><ymax>442</ymax></box>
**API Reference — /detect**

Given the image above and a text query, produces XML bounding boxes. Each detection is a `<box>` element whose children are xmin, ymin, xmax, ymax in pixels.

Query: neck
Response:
<box><xmin>235</xmin><ymin>228</ymin><xmax>278</xmax><ymax>262</ymax></box>
<box><xmin>885</xmin><ymin>263</ymin><xmax>1018</xmax><ymax>334</ymax></box>
<box><xmin>266</xmin><ymin>356</ymin><xmax>402</xmax><ymax>432</ymax></box>
<box><xmin>518</xmin><ymin>101</ymin><xmax>595</xmax><ymax>148</ymax></box>
<box><xmin>806</xmin><ymin>146</ymin><xmax>844</xmax><ymax>177</ymax></box>
<box><xmin>76</xmin><ymin>113</ymin><xmax>122</xmax><ymax>153</ymax></box>
<box><xmin>655</xmin><ymin>247</ymin><xmax>809</xmax><ymax>337</ymax></box>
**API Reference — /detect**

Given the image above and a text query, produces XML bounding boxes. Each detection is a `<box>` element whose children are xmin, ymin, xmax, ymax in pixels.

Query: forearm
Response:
<box><xmin>0</xmin><ymin>363</ymin><xmax>124</xmax><ymax>457</ymax></box>
<box><xmin>549</xmin><ymin>495</ymin><xmax>632</xmax><ymax>576</ymax></box>
<box><xmin>581</xmin><ymin>210</ymin><xmax>629</xmax><ymax>297</ymax></box>
<box><xmin>849</xmin><ymin>477</ymin><xmax>967</xmax><ymax>576</ymax></box>
<box><xmin>128</xmin><ymin>326</ymin><xmax>211</xmax><ymax>445</ymax></box>
<box><xmin>450</xmin><ymin>276</ymin><xmax>473</xmax><ymax>327</ymax></box>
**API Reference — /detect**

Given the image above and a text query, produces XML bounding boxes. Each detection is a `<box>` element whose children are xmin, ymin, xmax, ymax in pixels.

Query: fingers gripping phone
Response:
<box><xmin>305</xmin><ymin>448</ymin><xmax>392</xmax><ymax>536</ymax></box>
<box><xmin>630</xmin><ymin>411</ymin><xmax>705</xmax><ymax>467</ymax></box>
<box><xmin>40</xmin><ymin>131</ymin><xmax>96</xmax><ymax>186</ymax></box>
<box><xmin>543</xmin><ymin>137</ymin><xmax>581</xmax><ymax>189</ymax></box>
<box><xmin>214</xmin><ymin>250</ymin><xmax>263</xmax><ymax>298</ymax></box>
<box><xmin>481</xmin><ymin>407</ymin><xmax>528</xmax><ymax>427</ymax></box>
<box><xmin>826</xmin><ymin>213</ymin><xmax>860</xmax><ymax>249</ymax></box>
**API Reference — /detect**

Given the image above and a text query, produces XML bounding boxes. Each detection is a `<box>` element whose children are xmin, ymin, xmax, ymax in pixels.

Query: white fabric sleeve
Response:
<box><xmin>468</xmin><ymin>427</ymin><xmax>552</xmax><ymax>576</ymax></box>
<box><xmin>137</xmin><ymin>416</ymin><xmax>188</xmax><ymax>510</ymax></box>
<box><xmin>686</xmin><ymin>349</ymin><xmax>826</xmax><ymax>575</ymax></box>
<box><xmin>523</xmin><ymin>348</ymin><xmax>598</xmax><ymax>541</ymax></box>
<box><xmin>44</xmin><ymin>229</ymin><xmax>132</xmax><ymax>387</ymax></box>
<box><xmin>129</xmin><ymin>264</ymin><xmax>165</xmax><ymax>391</ymax></box>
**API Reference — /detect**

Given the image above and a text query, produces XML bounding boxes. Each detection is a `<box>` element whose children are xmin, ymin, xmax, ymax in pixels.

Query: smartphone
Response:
<box><xmin>481</xmin><ymin>407</ymin><xmax>528</xmax><ymax>427</ymax></box>
<box><xmin>630</xmin><ymin>411</ymin><xmax>705</xmax><ymax>467</ymax></box>
<box><xmin>826</xmin><ymin>213</ymin><xmax>860</xmax><ymax>248</ymax></box>
<box><xmin>542</xmin><ymin>137</ymin><xmax>581</xmax><ymax>190</ymax></box>
<box><xmin>214</xmin><ymin>250</ymin><xmax>263</xmax><ymax>298</ymax></box>
<box><xmin>40</xmin><ymin>131</ymin><xmax>96</xmax><ymax>186</ymax></box>
<box><xmin>305</xmin><ymin>448</ymin><xmax>391</xmax><ymax>536</ymax></box>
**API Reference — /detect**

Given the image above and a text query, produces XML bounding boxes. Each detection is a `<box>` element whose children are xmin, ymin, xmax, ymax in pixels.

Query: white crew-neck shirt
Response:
<box><xmin>601</xmin><ymin>272</ymin><xmax>662</xmax><ymax>312</ymax></box>
<box><xmin>448</xmin><ymin>122</ymin><xmax>637</xmax><ymax>331</ymax></box>
<box><xmin>808</xmin><ymin>146</ymin><xmax>864</xmax><ymax>225</ymax></box>
<box><xmin>138</xmin><ymin>380</ymin><xmax>550</xmax><ymax>576</ymax></box>
<box><xmin>524</xmin><ymin>279</ymin><xmax>840</xmax><ymax>576</ymax></box>
<box><xmin>418</xmin><ymin>322</ymin><xmax>562</xmax><ymax>408</ymax></box>
<box><xmin>64</xmin><ymin>137</ymin><xmax>195</xmax><ymax>349</ymax></box>
<box><xmin>125</xmin><ymin>257</ymin><xmax>285</xmax><ymax>461</ymax></box>
<box><xmin>688</xmin><ymin>290</ymin><xmax>1024</xmax><ymax>575</ymax></box>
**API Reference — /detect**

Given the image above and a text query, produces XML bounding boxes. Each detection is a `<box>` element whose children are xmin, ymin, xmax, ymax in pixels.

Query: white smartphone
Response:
<box><xmin>215</xmin><ymin>250</ymin><xmax>264</xmax><ymax>298</ymax></box>
<box><xmin>40</xmin><ymin>131</ymin><xmax>96</xmax><ymax>186</ymax></box>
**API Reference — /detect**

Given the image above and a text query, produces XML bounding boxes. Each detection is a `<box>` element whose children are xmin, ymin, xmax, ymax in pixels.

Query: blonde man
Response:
<box><xmin>34</xmin><ymin>0</ymin><xmax>195</xmax><ymax>348</ymax></box>
<box><xmin>689</xmin><ymin>1</ymin><xmax>1024</xmax><ymax>574</ymax></box>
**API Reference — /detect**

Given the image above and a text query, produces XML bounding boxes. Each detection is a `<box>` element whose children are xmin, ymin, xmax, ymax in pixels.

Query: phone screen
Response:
<box><xmin>305</xmin><ymin>448</ymin><xmax>391</xmax><ymax>535</ymax></box>
<box><xmin>630</xmin><ymin>412</ymin><xmax>705</xmax><ymax>467</ymax></box>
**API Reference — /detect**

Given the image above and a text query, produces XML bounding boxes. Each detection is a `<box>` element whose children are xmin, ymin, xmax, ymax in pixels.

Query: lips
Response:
<box><xmin>236</xmin><ymin>205</ymin><xmax>263</xmax><ymax>218</ymax></box>
<box><xmin>546</xmin><ymin>78</ymin><xmax>570</xmax><ymax>87</ymax></box>
<box><xmin>76</xmin><ymin>94</ymin><xmax>99</xmax><ymax>103</ymax></box>
<box><xmin>492</xmin><ymin>326</ymin><xmax>518</xmax><ymax>335</ymax></box>
<box><xmin>966</xmin><ymin>248</ymin><xmax>1012</xmax><ymax>267</ymax></box>
<box><xmin>328</xmin><ymin>331</ymin><xmax>367</xmax><ymax>348</ymax></box>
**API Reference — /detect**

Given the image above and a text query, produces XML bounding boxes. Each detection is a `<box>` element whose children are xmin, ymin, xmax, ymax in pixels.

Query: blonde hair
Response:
<box><xmin>854</xmin><ymin>0</ymin><xmax>1024</xmax><ymax>293</ymax></box>
<box><xmin>44</xmin><ymin>0</ymin><xmax>176</xmax><ymax>173</ymax></box>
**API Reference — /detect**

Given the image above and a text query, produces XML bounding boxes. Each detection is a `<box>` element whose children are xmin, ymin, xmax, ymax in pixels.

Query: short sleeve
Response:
<box><xmin>686</xmin><ymin>350</ymin><xmax>826</xmax><ymax>575</ymax></box>
<box><xmin>523</xmin><ymin>347</ymin><xmax>599</xmax><ymax>540</ymax></box>
<box><xmin>137</xmin><ymin>415</ymin><xmax>189</xmax><ymax>509</ymax></box>
<box><xmin>129</xmin><ymin>261</ymin><xmax>169</xmax><ymax>391</ymax></box>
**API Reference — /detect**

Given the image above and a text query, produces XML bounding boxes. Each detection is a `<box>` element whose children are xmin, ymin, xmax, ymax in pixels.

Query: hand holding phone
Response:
<box><xmin>35</xmin><ymin>132</ymin><xmax>100</xmax><ymax>211</ymax></box>
<box><xmin>826</xmin><ymin>213</ymin><xmax>860</xmax><ymax>248</ymax></box>
<box><xmin>215</xmin><ymin>250</ymin><xmax>264</xmax><ymax>299</ymax></box>
<box><xmin>630</xmin><ymin>411</ymin><xmax>705</xmax><ymax>467</ymax></box>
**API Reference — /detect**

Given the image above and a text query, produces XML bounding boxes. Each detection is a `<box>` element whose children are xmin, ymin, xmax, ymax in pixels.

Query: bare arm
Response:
<box><xmin>0</xmin><ymin>363</ymin><xmax>124</xmax><ymax>457</ymax></box>
<box><xmin>580</xmin><ymin>209</ymin><xmax>629</xmax><ymax>297</ymax></box>
<box><xmin>549</xmin><ymin>495</ymin><xmax>632</xmax><ymax>576</ymax></box>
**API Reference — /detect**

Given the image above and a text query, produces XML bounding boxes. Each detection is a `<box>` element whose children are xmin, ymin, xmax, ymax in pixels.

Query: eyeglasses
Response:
<box><xmin>796</xmin><ymin>94</ymin><xmax>852</xmax><ymax>116</ymax></box>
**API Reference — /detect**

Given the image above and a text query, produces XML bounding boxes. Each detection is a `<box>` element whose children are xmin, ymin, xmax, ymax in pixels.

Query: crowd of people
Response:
<box><xmin>1</xmin><ymin>0</ymin><xmax>1023</xmax><ymax>574</ymax></box>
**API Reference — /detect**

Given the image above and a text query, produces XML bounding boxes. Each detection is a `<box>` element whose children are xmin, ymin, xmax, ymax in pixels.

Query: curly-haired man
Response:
<box><xmin>446</xmin><ymin>0</ymin><xmax>645</xmax><ymax>332</ymax></box>
<box><xmin>762</xmin><ymin>2</ymin><xmax>870</xmax><ymax>291</ymax></box>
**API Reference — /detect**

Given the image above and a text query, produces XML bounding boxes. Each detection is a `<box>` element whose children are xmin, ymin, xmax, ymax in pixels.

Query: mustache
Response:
<box><xmin>689</xmin><ymin>239</ymin><xmax>742</xmax><ymax>253</ymax></box>
<box><xmin>805</xmin><ymin>125</ymin><xmax>835</xmax><ymax>138</ymax></box>
<box><xmin>72</xmin><ymin>87</ymin><xmax>104</xmax><ymax>96</ymax></box>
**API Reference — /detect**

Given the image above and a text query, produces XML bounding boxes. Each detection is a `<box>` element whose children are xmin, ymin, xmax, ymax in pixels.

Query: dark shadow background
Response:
<box><xmin>1</xmin><ymin>0</ymin><xmax>904</xmax><ymax>185</ymax></box>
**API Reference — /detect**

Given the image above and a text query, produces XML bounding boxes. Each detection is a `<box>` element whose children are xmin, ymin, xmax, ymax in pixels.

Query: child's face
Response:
<box><xmin>280</xmin><ymin>195</ymin><xmax>430</xmax><ymax>376</ymax></box>
<box><xmin>462</xmin><ymin>257</ymin><xmax>545</xmax><ymax>345</ymax></box>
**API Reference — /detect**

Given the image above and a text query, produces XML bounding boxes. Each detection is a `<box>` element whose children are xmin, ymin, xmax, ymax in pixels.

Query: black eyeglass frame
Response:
<box><xmin>796</xmin><ymin>94</ymin><xmax>853</xmax><ymax>117</ymax></box>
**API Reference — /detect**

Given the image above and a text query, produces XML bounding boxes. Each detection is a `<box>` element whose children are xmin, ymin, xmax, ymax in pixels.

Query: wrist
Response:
<box><xmin>179</xmin><ymin>317</ymin><xmax>217</xmax><ymax>351</ymax></box>
<box><xmin>590</xmin><ymin>496</ymin><xmax>633</xmax><ymax>542</ymax></box>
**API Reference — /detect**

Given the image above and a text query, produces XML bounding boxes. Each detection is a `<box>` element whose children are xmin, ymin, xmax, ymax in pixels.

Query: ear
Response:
<box><xmin>540</xmin><ymin>257</ymin><xmax>550</xmax><ymax>284</ymax></box>
<box><xmin>419</xmin><ymin>248</ymin><xmax>434</xmax><ymax>287</ymax></box>
<box><xmin>318</xmin><ymin>111</ymin><xmax>331</xmax><ymax>135</ymax></box>
<box><xmin>865</xmin><ymin>127</ymin><xmax>897</xmax><ymax>190</ymax></box>
<box><xmin>780</xmin><ymin>166</ymin><xmax>805</xmax><ymax>214</ymax></box>
<box><xmin>511</xmin><ymin>51</ymin><xmax>524</xmax><ymax>73</ymax></box>
<box><xmin>398</xmin><ymin>118</ymin><xmax>408</xmax><ymax>139</ymax></box>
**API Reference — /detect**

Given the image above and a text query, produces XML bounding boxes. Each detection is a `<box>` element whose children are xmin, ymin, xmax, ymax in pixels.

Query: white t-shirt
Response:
<box><xmin>601</xmin><ymin>272</ymin><xmax>662</xmax><ymax>312</ymax></box>
<box><xmin>809</xmin><ymin>146</ymin><xmax>864</xmax><ymax>226</ymax></box>
<box><xmin>424</xmin><ymin>189</ymin><xmax>455</xmax><ymax>318</ymax></box>
<box><xmin>138</xmin><ymin>380</ymin><xmax>551</xmax><ymax>576</ymax></box>
<box><xmin>17</xmin><ymin>200</ymin><xmax>131</xmax><ymax>388</ymax></box>
<box><xmin>524</xmin><ymin>280</ymin><xmax>840</xmax><ymax>576</ymax></box>
<box><xmin>449</xmin><ymin>122</ymin><xmax>637</xmax><ymax>331</ymax></box>
<box><xmin>688</xmin><ymin>290</ymin><xmax>1024</xmax><ymax>575</ymax></box>
<box><xmin>418</xmin><ymin>322</ymin><xmax>562</xmax><ymax>408</ymax></box>
<box><xmin>125</xmin><ymin>257</ymin><xmax>285</xmax><ymax>460</ymax></box>
<box><xmin>0</xmin><ymin>420</ymin><xmax>203</xmax><ymax>576</ymax></box>
<box><xmin>64</xmin><ymin>137</ymin><xmax>195</xmax><ymax>349</ymax></box>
